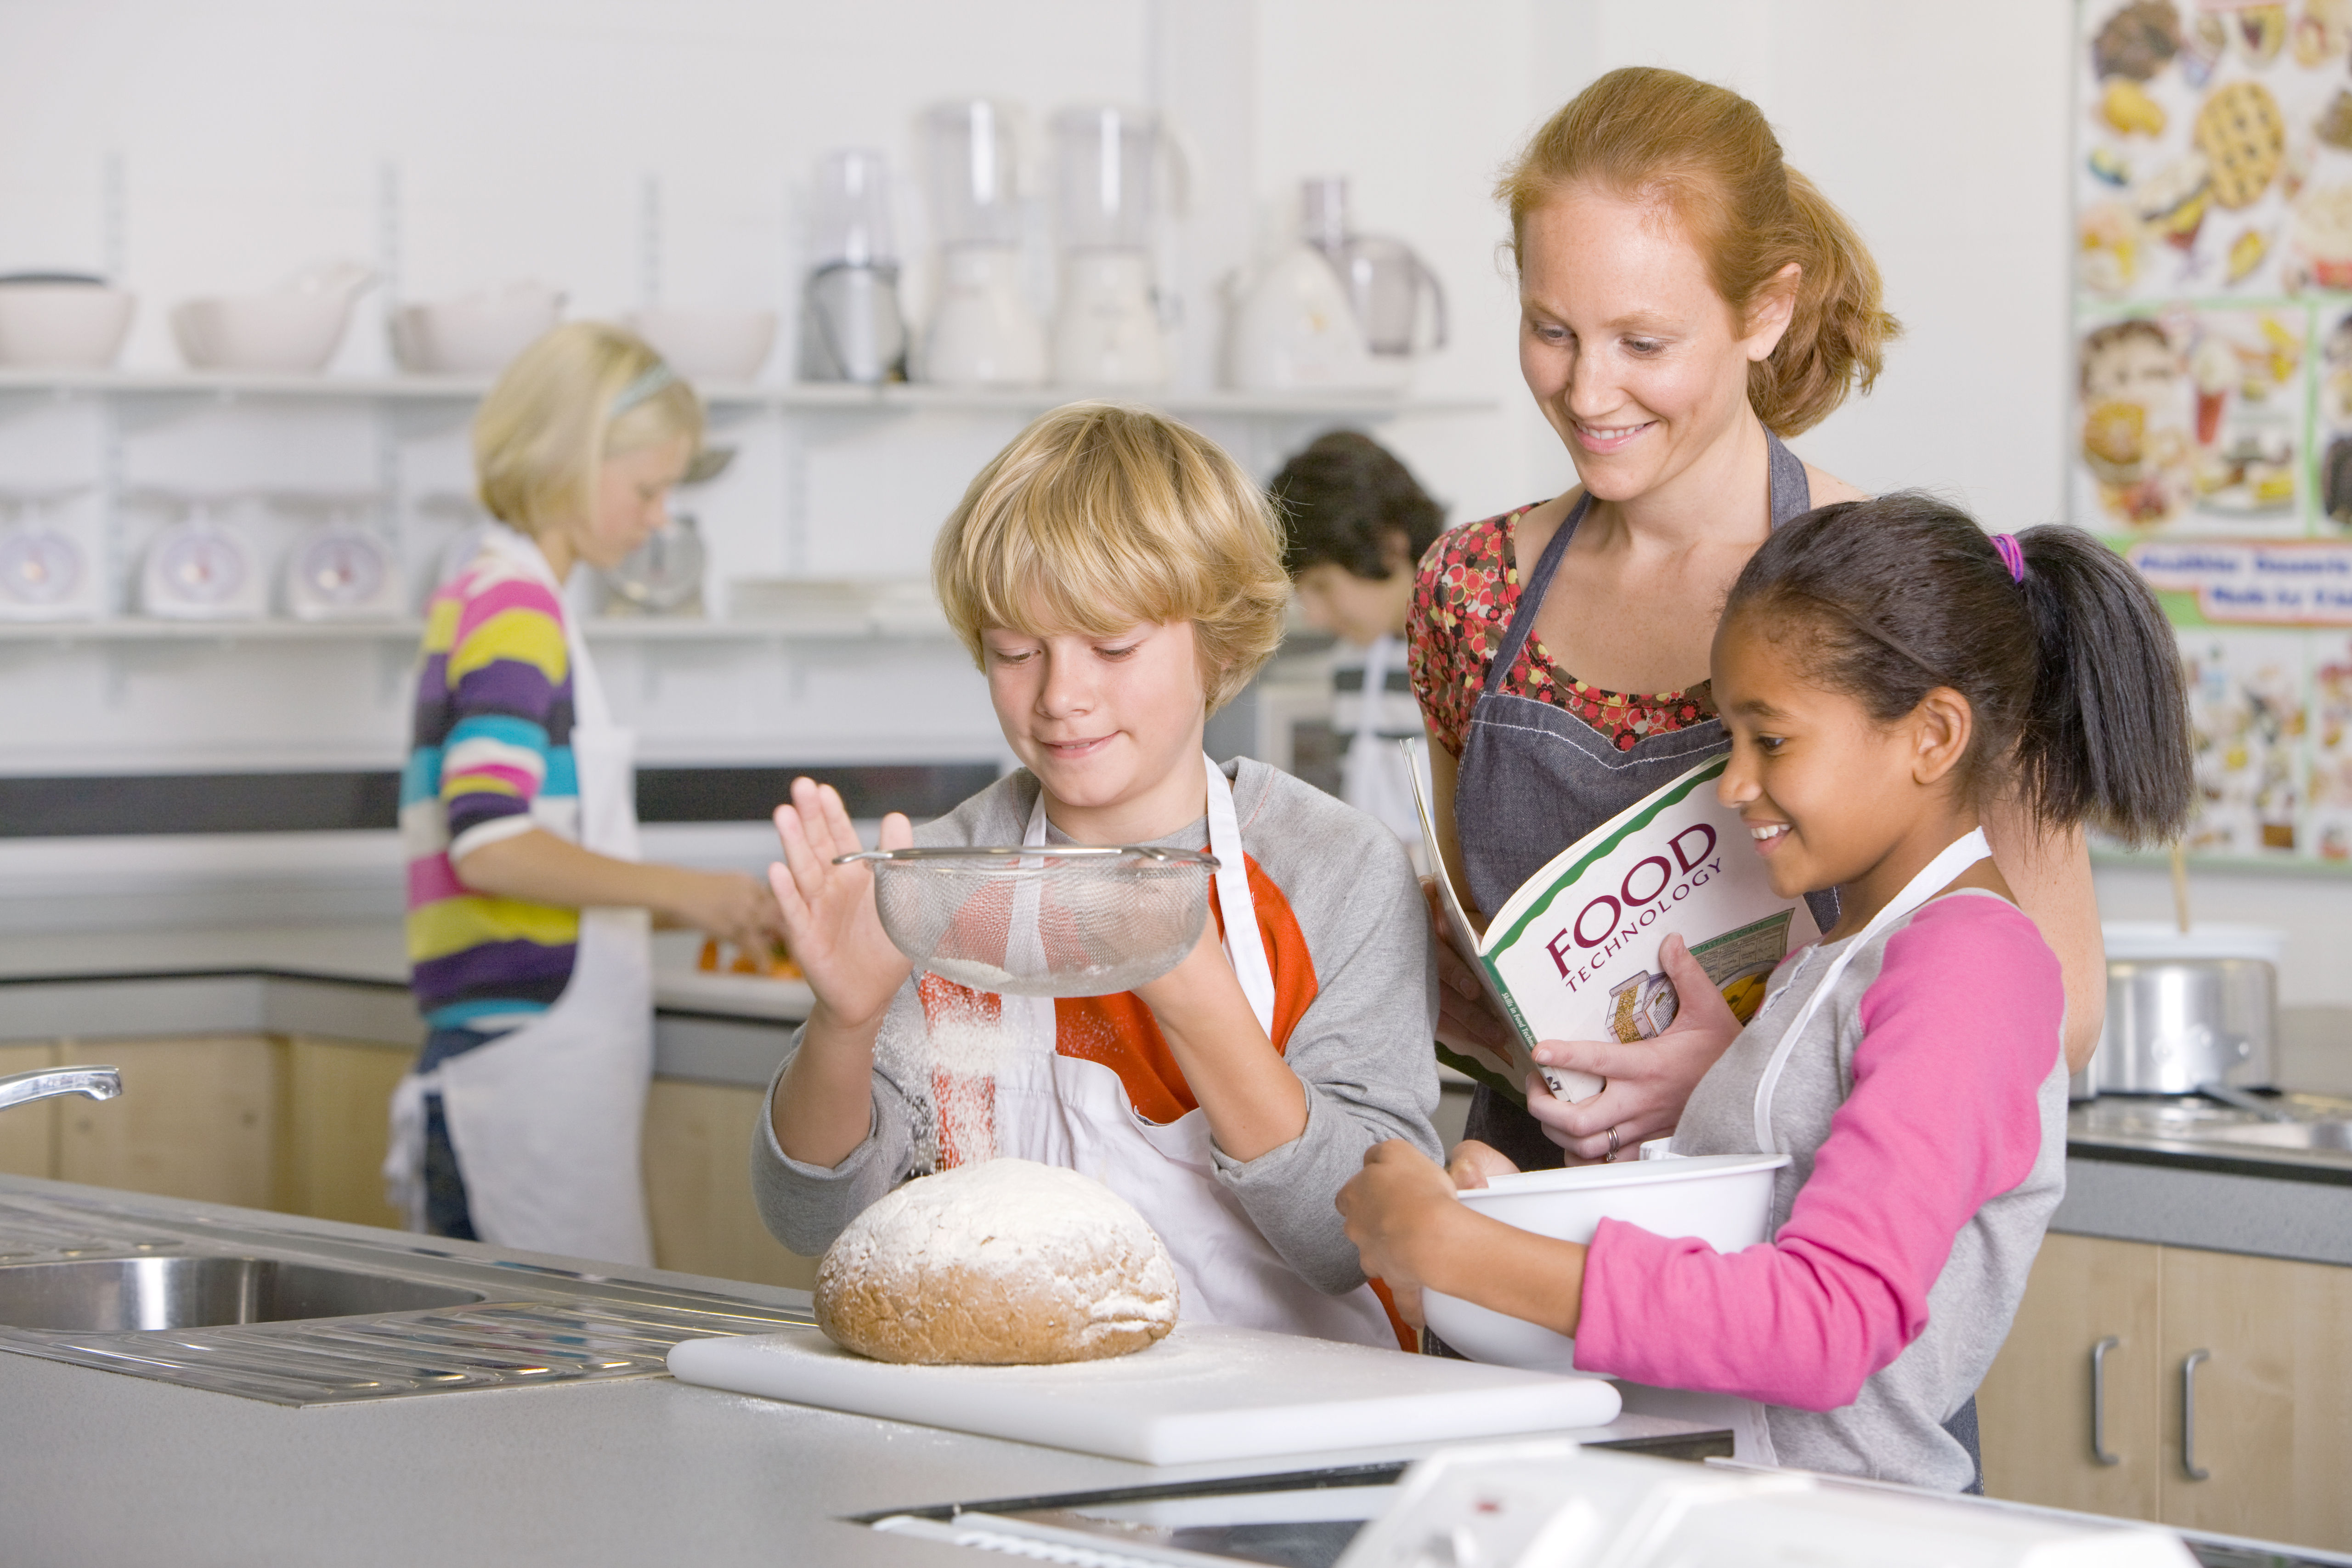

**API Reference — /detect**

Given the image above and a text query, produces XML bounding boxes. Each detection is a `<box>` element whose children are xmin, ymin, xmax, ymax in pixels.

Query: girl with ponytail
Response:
<box><xmin>1348</xmin><ymin>496</ymin><xmax>2192</xmax><ymax>1493</ymax></box>
<box><xmin>1412</xmin><ymin>67</ymin><xmax>2108</xmax><ymax>1207</ymax></box>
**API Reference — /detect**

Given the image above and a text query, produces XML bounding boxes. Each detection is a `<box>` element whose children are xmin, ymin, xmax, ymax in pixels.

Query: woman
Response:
<box><xmin>1414</xmin><ymin>68</ymin><xmax>2106</xmax><ymax>1176</ymax></box>
<box><xmin>385</xmin><ymin>322</ymin><xmax>783</xmax><ymax>1265</ymax></box>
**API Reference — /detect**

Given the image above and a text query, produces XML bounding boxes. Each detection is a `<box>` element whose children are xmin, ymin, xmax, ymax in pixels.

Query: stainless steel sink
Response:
<box><xmin>0</xmin><ymin>1255</ymin><xmax>485</xmax><ymax>1333</ymax></box>
<box><xmin>0</xmin><ymin>1183</ymin><xmax>815</xmax><ymax>1404</ymax></box>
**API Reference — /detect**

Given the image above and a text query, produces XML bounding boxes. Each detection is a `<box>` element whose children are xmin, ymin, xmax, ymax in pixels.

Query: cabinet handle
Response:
<box><xmin>2090</xmin><ymin>1336</ymin><xmax>2122</xmax><ymax>1466</ymax></box>
<box><xmin>2182</xmin><ymin>1349</ymin><xmax>2211</xmax><ymax>1481</ymax></box>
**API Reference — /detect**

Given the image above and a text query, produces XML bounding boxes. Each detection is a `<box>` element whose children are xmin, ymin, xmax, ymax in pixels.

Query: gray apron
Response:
<box><xmin>1453</xmin><ymin>429</ymin><xmax>1835</xmax><ymax>1172</ymax></box>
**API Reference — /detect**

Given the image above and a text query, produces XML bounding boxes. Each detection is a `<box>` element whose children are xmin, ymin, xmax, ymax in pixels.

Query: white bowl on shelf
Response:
<box><xmin>390</xmin><ymin>281</ymin><xmax>564</xmax><ymax>374</ymax></box>
<box><xmin>629</xmin><ymin>307</ymin><xmax>777</xmax><ymax>382</ymax></box>
<box><xmin>1422</xmin><ymin>1152</ymin><xmax>1789</xmax><ymax>1374</ymax></box>
<box><xmin>0</xmin><ymin>278</ymin><xmax>136</xmax><ymax>368</ymax></box>
<box><xmin>171</xmin><ymin>261</ymin><xmax>373</xmax><ymax>374</ymax></box>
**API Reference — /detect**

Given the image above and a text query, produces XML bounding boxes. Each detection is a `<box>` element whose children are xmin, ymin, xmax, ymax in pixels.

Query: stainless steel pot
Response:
<box><xmin>2089</xmin><ymin>924</ymin><xmax>2281</xmax><ymax>1096</ymax></box>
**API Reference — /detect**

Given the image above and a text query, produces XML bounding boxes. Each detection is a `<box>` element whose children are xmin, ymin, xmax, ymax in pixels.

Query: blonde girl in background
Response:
<box><xmin>386</xmin><ymin>322</ymin><xmax>783</xmax><ymax>1265</ymax></box>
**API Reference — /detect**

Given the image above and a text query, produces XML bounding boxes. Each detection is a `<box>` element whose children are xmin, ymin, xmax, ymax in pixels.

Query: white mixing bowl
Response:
<box><xmin>173</xmin><ymin>294</ymin><xmax>356</xmax><ymax>373</ymax></box>
<box><xmin>390</xmin><ymin>281</ymin><xmax>564</xmax><ymax>374</ymax></box>
<box><xmin>1422</xmin><ymin>1152</ymin><xmax>1789</xmax><ymax>1374</ymax></box>
<box><xmin>0</xmin><ymin>282</ymin><xmax>136</xmax><ymax>368</ymax></box>
<box><xmin>629</xmin><ymin>306</ymin><xmax>777</xmax><ymax>382</ymax></box>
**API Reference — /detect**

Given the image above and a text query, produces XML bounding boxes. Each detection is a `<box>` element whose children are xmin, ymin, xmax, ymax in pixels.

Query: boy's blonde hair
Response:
<box><xmin>933</xmin><ymin>402</ymin><xmax>1291</xmax><ymax>713</ymax></box>
<box><xmin>474</xmin><ymin>321</ymin><xmax>704</xmax><ymax>535</ymax></box>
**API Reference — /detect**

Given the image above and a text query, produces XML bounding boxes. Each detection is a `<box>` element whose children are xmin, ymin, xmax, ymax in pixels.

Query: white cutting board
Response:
<box><xmin>667</xmin><ymin>1322</ymin><xmax>1622</xmax><ymax>1465</ymax></box>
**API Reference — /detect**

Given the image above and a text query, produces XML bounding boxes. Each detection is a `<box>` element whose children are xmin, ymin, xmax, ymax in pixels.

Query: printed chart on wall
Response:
<box><xmin>2075</xmin><ymin>0</ymin><xmax>2352</xmax><ymax>866</ymax></box>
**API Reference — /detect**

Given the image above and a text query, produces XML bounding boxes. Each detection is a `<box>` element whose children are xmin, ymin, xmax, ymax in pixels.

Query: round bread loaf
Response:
<box><xmin>814</xmin><ymin>1159</ymin><xmax>1180</xmax><ymax>1365</ymax></box>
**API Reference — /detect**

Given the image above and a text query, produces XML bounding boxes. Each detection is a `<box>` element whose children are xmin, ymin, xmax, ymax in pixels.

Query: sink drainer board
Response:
<box><xmin>0</xmin><ymin>1191</ymin><xmax>812</xmax><ymax>1405</ymax></box>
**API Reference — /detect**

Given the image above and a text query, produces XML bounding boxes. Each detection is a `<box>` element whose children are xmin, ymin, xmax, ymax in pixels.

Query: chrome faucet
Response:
<box><xmin>0</xmin><ymin>1065</ymin><xmax>121</xmax><ymax>1111</ymax></box>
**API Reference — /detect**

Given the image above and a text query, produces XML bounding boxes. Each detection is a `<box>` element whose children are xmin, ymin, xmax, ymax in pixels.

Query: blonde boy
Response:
<box><xmin>754</xmin><ymin>402</ymin><xmax>1440</xmax><ymax>1348</ymax></box>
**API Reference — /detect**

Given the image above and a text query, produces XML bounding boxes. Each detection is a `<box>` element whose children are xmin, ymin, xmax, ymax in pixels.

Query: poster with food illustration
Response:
<box><xmin>2075</xmin><ymin>0</ymin><xmax>2352</xmax><ymax>302</ymax></box>
<box><xmin>2073</xmin><ymin>305</ymin><xmax>2307</xmax><ymax>532</ymax></box>
<box><xmin>2304</xmin><ymin>632</ymin><xmax>2352</xmax><ymax>856</ymax></box>
<box><xmin>2180</xmin><ymin>629</ymin><xmax>2307</xmax><ymax>853</ymax></box>
<box><xmin>2315</xmin><ymin>306</ymin><xmax>2352</xmax><ymax>528</ymax></box>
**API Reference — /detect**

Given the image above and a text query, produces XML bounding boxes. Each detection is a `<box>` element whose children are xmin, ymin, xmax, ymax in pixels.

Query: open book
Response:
<box><xmin>1406</xmin><ymin>742</ymin><xmax>1820</xmax><ymax>1109</ymax></box>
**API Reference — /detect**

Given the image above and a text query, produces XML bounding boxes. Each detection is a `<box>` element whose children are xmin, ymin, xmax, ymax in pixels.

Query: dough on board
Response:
<box><xmin>814</xmin><ymin>1158</ymin><xmax>1181</xmax><ymax>1365</ymax></box>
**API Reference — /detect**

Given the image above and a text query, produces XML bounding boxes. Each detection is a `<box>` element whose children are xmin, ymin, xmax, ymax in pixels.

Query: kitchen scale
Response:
<box><xmin>0</xmin><ymin>487</ymin><xmax>100</xmax><ymax>622</ymax></box>
<box><xmin>855</xmin><ymin>1442</ymin><xmax>2343</xmax><ymax>1568</ymax></box>
<box><xmin>136</xmin><ymin>498</ymin><xmax>266</xmax><ymax>622</ymax></box>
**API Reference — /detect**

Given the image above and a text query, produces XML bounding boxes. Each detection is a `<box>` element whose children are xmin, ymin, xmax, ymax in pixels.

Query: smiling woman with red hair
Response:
<box><xmin>1409</xmin><ymin>67</ymin><xmax>2105</xmax><ymax>1229</ymax></box>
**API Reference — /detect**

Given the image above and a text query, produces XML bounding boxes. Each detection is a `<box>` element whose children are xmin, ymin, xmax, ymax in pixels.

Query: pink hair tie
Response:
<box><xmin>1991</xmin><ymin>532</ymin><xmax>2026</xmax><ymax>584</ymax></box>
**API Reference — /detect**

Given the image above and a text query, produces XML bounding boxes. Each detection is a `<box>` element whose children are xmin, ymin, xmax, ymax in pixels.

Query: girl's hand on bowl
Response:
<box><xmin>1523</xmin><ymin>934</ymin><xmax>1744</xmax><ymax>1162</ymax></box>
<box><xmin>769</xmin><ymin>778</ymin><xmax>913</xmax><ymax>1030</ymax></box>
<box><xmin>1336</xmin><ymin>1139</ymin><xmax>1464</xmax><ymax>1327</ymax></box>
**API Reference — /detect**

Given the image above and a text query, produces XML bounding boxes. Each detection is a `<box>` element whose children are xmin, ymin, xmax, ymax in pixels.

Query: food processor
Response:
<box><xmin>798</xmin><ymin>148</ymin><xmax>908</xmax><ymax>384</ymax></box>
<box><xmin>1301</xmin><ymin>176</ymin><xmax>1447</xmax><ymax>359</ymax></box>
<box><xmin>1048</xmin><ymin>106</ymin><xmax>1175</xmax><ymax>388</ymax></box>
<box><xmin>919</xmin><ymin>99</ymin><xmax>1046</xmax><ymax>387</ymax></box>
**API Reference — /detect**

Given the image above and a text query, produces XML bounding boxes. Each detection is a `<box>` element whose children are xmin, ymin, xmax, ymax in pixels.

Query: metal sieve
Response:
<box><xmin>837</xmin><ymin>844</ymin><xmax>1219</xmax><ymax>997</ymax></box>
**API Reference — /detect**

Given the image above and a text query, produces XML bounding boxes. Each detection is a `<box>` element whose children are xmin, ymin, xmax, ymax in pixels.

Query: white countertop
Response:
<box><xmin>0</xmin><ymin>1176</ymin><xmax>1709</xmax><ymax>1568</ymax></box>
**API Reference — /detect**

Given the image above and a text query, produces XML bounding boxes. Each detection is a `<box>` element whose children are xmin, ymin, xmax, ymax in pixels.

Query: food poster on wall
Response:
<box><xmin>2075</xmin><ymin>0</ymin><xmax>2352</xmax><ymax>866</ymax></box>
<box><xmin>2180</xmin><ymin>629</ymin><xmax>2306</xmax><ymax>853</ymax></box>
<box><xmin>2073</xmin><ymin>304</ymin><xmax>2307</xmax><ymax>533</ymax></box>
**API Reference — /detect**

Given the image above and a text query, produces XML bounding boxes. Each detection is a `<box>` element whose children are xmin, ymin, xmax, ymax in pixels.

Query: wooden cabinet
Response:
<box><xmin>56</xmin><ymin>1036</ymin><xmax>283</xmax><ymax>1211</ymax></box>
<box><xmin>1979</xmin><ymin>1234</ymin><xmax>2164</xmax><ymax>1521</ymax></box>
<box><xmin>1979</xmin><ymin>1231</ymin><xmax>2352</xmax><ymax>1552</ymax></box>
<box><xmin>2160</xmin><ymin>1247</ymin><xmax>2352</xmax><ymax>1549</ymax></box>
<box><xmin>642</xmin><ymin>1079</ymin><xmax>820</xmax><ymax>1291</ymax></box>
<box><xmin>280</xmin><ymin>1035</ymin><xmax>414</xmax><ymax>1230</ymax></box>
<box><xmin>0</xmin><ymin>1042</ymin><xmax>59</xmax><ymax>1180</ymax></box>
<box><xmin>6</xmin><ymin>1028</ymin><xmax>817</xmax><ymax>1291</ymax></box>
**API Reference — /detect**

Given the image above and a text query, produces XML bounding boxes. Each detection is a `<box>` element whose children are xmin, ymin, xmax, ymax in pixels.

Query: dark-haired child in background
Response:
<box><xmin>1269</xmin><ymin>431</ymin><xmax>1447</xmax><ymax>857</ymax></box>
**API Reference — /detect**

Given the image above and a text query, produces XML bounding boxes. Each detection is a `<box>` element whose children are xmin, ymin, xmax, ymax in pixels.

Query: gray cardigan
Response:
<box><xmin>749</xmin><ymin>757</ymin><xmax>1442</xmax><ymax>1296</ymax></box>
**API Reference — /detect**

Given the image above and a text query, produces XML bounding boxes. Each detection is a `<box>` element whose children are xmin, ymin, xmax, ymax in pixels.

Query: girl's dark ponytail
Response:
<box><xmin>1724</xmin><ymin>494</ymin><xmax>2193</xmax><ymax>847</ymax></box>
<box><xmin>2011</xmin><ymin>526</ymin><xmax>2194</xmax><ymax>847</ymax></box>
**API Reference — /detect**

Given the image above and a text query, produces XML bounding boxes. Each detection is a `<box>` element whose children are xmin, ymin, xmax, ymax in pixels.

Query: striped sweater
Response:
<box><xmin>402</xmin><ymin>539</ymin><xmax>582</xmax><ymax>1032</ymax></box>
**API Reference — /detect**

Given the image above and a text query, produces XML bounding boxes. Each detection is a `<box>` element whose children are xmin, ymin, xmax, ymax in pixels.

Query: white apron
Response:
<box><xmin>1339</xmin><ymin>634</ymin><xmax>1422</xmax><ymax>849</ymax></box>
<box><xmin>383</xmin><ymin>528</ymin><xmax>657</xmax><ymax>1266</ymax></box>
<box><xmin>1628</xmin><ymin>827</ymin><xmax>1998</xmax><ymax>1464</ymax></box>
<box><xmin>987</xmin><ymin>754</ymin><xmax>1398</xmax><ymax>1348</ymax></box>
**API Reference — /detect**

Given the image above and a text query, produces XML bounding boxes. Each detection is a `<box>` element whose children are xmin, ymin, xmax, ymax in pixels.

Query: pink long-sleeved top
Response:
<box><xmin>1574</xmin><ymin>891</ymin><xmax>2069</xmax><ymax>1489</ymax></box>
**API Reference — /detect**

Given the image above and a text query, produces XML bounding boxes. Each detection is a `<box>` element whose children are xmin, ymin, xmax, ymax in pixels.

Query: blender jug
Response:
<box><xmin>1050</xmin><ymin>105</ymin><xmax>1171</xmax><ymax>387</ymax></box>
<box><xmin>919</xmin><ymin>99</ymin><xmax>1046</xmax><ymax>386</ymax></box>
<box><xmin>800</xmin><ymin>148</ymin><xmax>908</xmax><ymax>384</ymax></box>
<box><xmin>1301</xmin><ymin>176</ymin><xmax>1447</xmax><ymax>357</ymax></box>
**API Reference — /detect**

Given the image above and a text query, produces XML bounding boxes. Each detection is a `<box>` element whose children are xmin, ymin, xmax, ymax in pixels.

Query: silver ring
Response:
<box><xmin>1603</xmin><ymin>1126</ymin><xmax>1621</xmax><ymax>1163</ymax></box>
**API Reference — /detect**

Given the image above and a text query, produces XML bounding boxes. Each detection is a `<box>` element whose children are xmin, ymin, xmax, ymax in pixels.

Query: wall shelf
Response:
<box><xmin>0</xmin><ymin>368</ymin><xmax>1493</xmax><ymax>421</ymax></box>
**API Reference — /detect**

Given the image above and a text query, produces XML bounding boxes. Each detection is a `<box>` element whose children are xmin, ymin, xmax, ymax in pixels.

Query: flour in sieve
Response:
<box><xmin>893</xmin><ymin>980</ymin><xmax>1019</xmax><ymax>1169</ymax></box>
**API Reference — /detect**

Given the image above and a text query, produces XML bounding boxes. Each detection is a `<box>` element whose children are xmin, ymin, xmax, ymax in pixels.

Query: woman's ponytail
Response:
<box><xmin>1725</xmin><ymin>497</ymin><xmax>2194</xmax><ymax>846</ymax></box>
<box><xmin>1754</xmin><ymin>170</ymin><xmax>1899</xmax><ymax>440</ymax></box>
<box><xmin>2011</xmin><ymin>526</ymin><xmax>2194</xmax><ymax>848</ymax></box>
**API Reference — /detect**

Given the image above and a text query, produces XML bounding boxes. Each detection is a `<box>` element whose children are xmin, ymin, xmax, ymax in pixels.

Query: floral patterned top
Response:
<box><xmin>1408</xmin><ymin>504</ymin><xmax>1715</xmax><ymax>758</ymax></box>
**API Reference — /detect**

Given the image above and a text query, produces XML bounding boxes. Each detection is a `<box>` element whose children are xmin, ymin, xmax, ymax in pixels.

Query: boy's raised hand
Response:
<box><xmin>769</xmin><ymin>778</ymin><xmax>914</xmax><ymax>1030</ymax></box>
